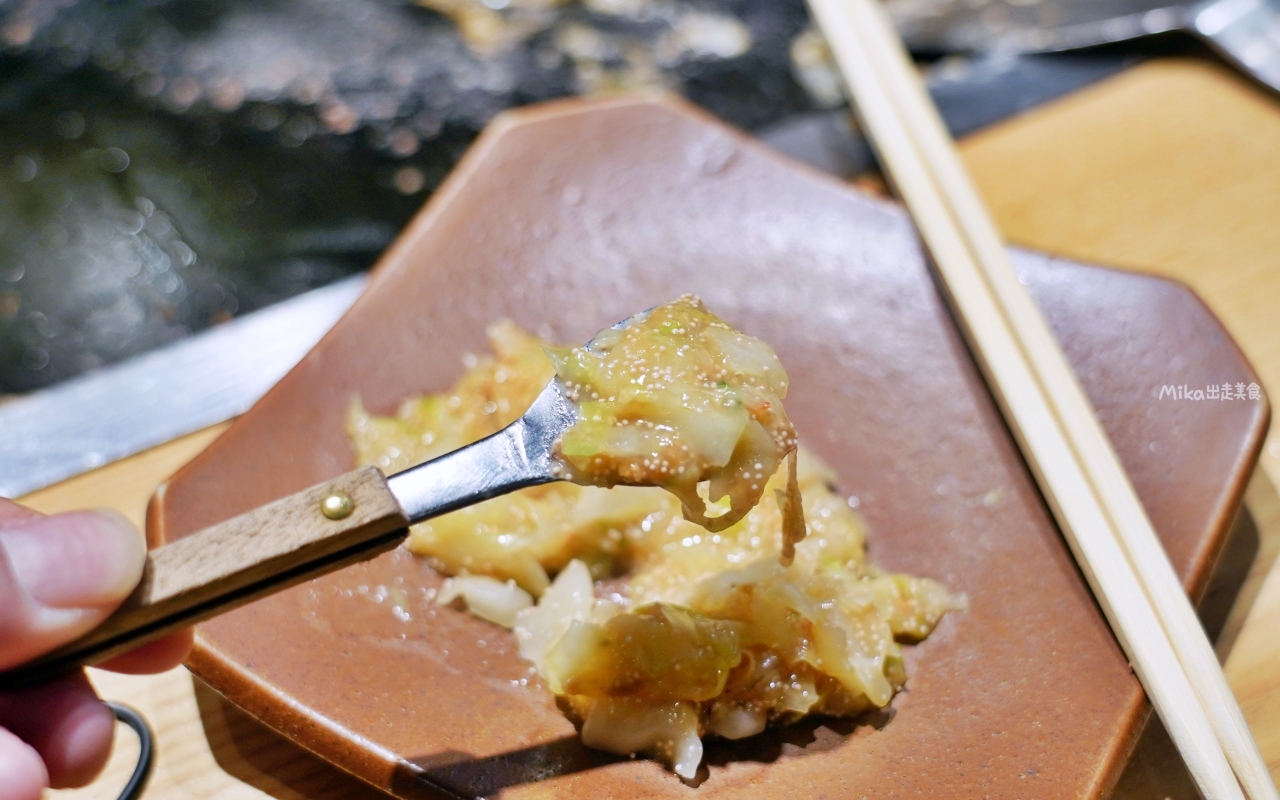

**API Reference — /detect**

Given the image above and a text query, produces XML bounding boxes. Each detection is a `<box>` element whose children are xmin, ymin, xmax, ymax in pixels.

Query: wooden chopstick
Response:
<box><xmin>804</xmin><ymin>1</ymin><xmax>1277</xmax><ymax>798</ymax></box>
<box><xmin>836</xmin><ymin>7</ymin><xmax>1280</xmax><ymax>800</ymax></box>
<box><xmin>844</xmin><ymin>7</ymin><xmax>1280</xmax><ymax>798</ymax></box>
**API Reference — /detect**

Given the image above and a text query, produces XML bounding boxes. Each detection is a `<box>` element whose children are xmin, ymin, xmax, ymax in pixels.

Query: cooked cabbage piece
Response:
<box><xmin>436</xmin><ymin>574</ymin><xmax>533</xmax><ymax>628</ymax></box>
<box><xmin>544</xmin><ymin>603</ymin><xmax>743</xmax><ymax>701</ymax></box>
<box><xmin>547</xmin><ymin>296</ymin><xmax>799</xmax><ymax>537</ymax></box>
<box><xmin>348</xmin><ymin>314</ymin><xmax>963</xmax><ymax>781</ymax></box>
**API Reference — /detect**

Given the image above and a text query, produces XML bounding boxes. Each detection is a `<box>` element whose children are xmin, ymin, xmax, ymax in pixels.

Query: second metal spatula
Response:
<box><xmin>892</xmin><ymin>0</ymin><xmax>1280</xmax><ymax>95</ymax></box>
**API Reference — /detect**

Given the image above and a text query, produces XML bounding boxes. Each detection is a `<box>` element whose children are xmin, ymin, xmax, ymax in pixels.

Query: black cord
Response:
<box><xmin>106</xmin><ymin>702</ymin><xmax>154</xmax><ymax>800</ymax></box>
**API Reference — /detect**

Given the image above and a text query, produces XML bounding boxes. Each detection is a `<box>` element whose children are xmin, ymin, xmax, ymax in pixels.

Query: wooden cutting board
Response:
<box><xmin>37</xmin><ymin>57</ymin><xmax>1280</xmax><ymax>798</ymax></box>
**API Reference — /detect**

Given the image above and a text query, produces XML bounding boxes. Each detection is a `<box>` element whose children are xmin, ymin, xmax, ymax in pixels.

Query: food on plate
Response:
<box><xmin>347</xmin><ymin>301</ymin><xmax>962</xmax><ymax>780</ymax></box>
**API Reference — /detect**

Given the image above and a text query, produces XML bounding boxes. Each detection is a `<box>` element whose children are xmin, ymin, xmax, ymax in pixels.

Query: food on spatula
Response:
<box><xmin>347</xmin><ymin>299</ymin><xmax>962</xmax><ymax>780</ymax></box>
<box><xmin>547</xmin><ymin>296</ymin><xmax>800</xmax><ymax>542</ymax></box>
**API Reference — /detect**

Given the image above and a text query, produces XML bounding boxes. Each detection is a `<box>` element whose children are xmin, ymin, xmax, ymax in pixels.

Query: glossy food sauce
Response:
<box><xmin>548</xmin><ymin>296</ymin><xmax>799</xmax><ymax>541</ymax></box>
<box><xmin>347</xmin><ymin>303</ymin><xmax>962</xmax><ymax>780</ymax></box>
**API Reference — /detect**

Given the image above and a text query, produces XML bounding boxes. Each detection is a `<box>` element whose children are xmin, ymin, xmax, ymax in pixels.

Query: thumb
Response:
<box><xmin>0</xmin><ymin>510</ymin><xmax>145</xmax><ymax>671</ymax></box>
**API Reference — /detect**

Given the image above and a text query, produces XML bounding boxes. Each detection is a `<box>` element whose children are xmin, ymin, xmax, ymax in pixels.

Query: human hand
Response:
<box><xmin>0</xmin><ymin>499</ymin><xmax>193</xmax><ymax>800</ymax></box>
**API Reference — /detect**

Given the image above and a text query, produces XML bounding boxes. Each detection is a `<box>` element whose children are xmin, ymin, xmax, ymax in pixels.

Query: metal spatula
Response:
<box><xmin>0</xmin><ymin>349</ymin><xmax>591</xmax><ymax>690</ymax></box>
<box><xmin>892</xmin><ymin>0</ymin><xmax>1280</xmax><ymax>94</ymax></box>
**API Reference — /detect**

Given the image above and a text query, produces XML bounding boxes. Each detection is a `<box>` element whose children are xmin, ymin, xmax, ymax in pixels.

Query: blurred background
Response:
<box><xmin>0</xmin><ymin>0</ymin><xmax>824</xmax><ymax>393</ymax></box>
<box><xmin>1</xmin><ymin>0</ymin><xmax>1238</xmax><ymax>397</ymax></box>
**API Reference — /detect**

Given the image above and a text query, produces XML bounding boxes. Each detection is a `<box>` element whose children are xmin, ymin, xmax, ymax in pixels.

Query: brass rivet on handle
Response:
<box><xmin>320</xmin><ymin>491</ymin><xmax>354</xmax><ymax>520</ymax></box>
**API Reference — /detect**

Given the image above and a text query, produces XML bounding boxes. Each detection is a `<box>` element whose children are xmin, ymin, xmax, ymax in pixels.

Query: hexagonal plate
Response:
<box><xmin>151</xmin><ymin>95</ymin><xmax>1266</xmax><ymax>799</ymax></box>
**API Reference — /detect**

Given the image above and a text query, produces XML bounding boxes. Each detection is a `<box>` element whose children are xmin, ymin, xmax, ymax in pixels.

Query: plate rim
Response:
<box><xmin>148</xmin><ymin>91</ymin><xmax>1271</xmax><ymax>799</ymax></box>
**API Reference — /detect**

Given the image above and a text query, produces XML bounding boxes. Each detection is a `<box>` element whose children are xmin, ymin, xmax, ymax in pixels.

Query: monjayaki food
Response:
<box><xmin>546</xmin><ymin>297</ymin><xmax>802</xmax><ymax>546</ymax></box>
<box><xmin>347</xmin><ymin>297</ymin><xmax>962</xmax><ymax>780</ymax></box>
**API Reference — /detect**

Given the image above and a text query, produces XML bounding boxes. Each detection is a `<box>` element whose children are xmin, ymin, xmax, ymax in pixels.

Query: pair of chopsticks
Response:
<box><xmin>803</xmin><ymin>1</ymin><xmax>1280</xmax><ymax>799</ymax></box>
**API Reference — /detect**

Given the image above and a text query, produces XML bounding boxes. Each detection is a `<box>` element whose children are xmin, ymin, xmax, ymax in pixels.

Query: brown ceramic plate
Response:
<box><xmin>150</xmin><ymin>95</ymin><xmax>1267</xmax><ymax>799</ymax></box>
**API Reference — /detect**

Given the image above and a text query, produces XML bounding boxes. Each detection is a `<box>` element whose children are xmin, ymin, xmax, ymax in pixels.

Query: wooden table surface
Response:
<box><xmin>32</xmin><ymin>58</ymin><xmax>1280</xmax><ymax>798</ymax></box>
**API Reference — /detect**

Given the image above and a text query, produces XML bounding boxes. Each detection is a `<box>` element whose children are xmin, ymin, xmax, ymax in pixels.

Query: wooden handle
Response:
<box><xmin>0</xmin><ymin>466</ymin><xmax>409</xmax><ymax>690</ymax></box>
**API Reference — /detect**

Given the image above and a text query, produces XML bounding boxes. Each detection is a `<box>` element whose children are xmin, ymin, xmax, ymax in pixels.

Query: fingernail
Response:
<box><xmin>0</xmin><ymin>510</ymin><xmax>145</xmax><ymax>610</ymax></box>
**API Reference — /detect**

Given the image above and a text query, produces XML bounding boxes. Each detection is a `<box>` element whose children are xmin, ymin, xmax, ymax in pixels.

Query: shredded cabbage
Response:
<box><xmin>348</xmin><ymin>307</ymin><xmax>963</xmax><ymax>780</ymax></box>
